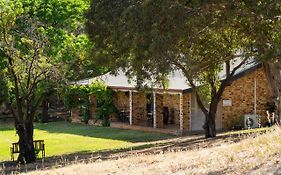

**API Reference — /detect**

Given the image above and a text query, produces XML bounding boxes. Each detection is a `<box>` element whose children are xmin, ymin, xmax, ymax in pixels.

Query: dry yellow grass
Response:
<box><xmin>23</xmin><ymin>126</ymin><xmax>281</xmax><ymax>175</ymax></box>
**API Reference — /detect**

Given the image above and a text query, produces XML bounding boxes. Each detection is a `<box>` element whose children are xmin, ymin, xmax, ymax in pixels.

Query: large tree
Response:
<box><xmin>86</xmin><ymin>0</ymin><xmax>281</xmax><ymax>137</ymax></box>
<box><xmin>0</xmin><ymin>0</ymin><xmax>93</xmax><ymax>163</ymax></box>
<box><xmin>247</xmin><ymin>1</ymin><xmax>281</xmax><ymax>115</ymax></box>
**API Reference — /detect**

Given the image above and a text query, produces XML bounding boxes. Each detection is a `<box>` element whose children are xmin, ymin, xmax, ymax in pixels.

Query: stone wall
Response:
<box><xmin>89</xmin><ymin>95</ymin><xmax>97</xmax><ymax>119</ymax></box>
<box><xmin>221</xmin><ymin>68</ymin><xmax>271</xmax><ymax>130</ymax></box>
<box><xmin>113</xmin><ymin>91</ymin><xmax>130</xmax><ymax>111</ymax></box>
<box><xmin>132</xmin><ymin>92</ymin><xmax>147</xmax><ymax>126</ymax></box>
<box><xmin>70</xmin><ymin>90</ymin><xmax>191</xmax><ymax>133</ymax></box>
<box><xmin>71</xmin><ymin>107</ymin><xmax>81</xmax><ymax>123</ymax></box>
<box><xmin>163</xmin><ymin>94</ymin><xmax>181</xmax><ymax>125</ymax></box>
<box><xmin>156</xmin><ymin>94</ymin><xmax>164</xmax><ymax>128</ymax></box>
<box><xmin>112</xmin><ymin>91</ymin><xmax>130</xmax><ymax>122</ymax></box>
<box><xmin>182</xmin><ymin>93</ymin><xmax>191</xmax><ymax>132</ymax></box>
<box><xmin>71</xmin><ymin>96</ymin><xmax>97</xmax><ymax>124</ymax></box>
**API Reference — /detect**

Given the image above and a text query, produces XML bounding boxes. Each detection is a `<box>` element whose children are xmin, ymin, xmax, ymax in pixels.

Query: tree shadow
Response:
<box><xmin>0</xmin><ymin>130</ymin><xmax>248</xmax><ymax>174</ymax></box>
<box><xmin>1</xmin><ymin>132</ymin><xmax>245</xmax><ymax>175</ymax></box>
<box><xmin>0</xmin><ymin>119</ymin><xmax>15</xmax><ymax>131</ymax></box>
<box><xmin>34</xmin><ymin>121</ymin><xmax>176</xmax><ymax>143</ymax></box>
<box><xmin>0</xmin><ymin>121</ymin><xmax>269</xmax><ymax>175</ymax></box>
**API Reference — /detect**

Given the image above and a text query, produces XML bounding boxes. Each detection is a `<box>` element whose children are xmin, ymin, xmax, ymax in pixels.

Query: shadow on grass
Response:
<box><xmin>0</xmin><ymin>120</ymin><xmax>15</xmax><ymax>131</ymax></box>
<box><xmin>34</xmin><ymin>121</ymin><xmax>175</xmax><ymax>143</ymax></box>
<box><xmin>0</xmin><ymin>122</ymin><xmax>269</xmax><ymax>174</ymax></box>
<box><xmin>1</xmin><ymin>143</ymin><xmax>156</xmax><ymax>174</ymax></box>
<box><xmin>1</xmin><ymin>131</ymin><xmax>249</xmax><ymax>175</ymax></box>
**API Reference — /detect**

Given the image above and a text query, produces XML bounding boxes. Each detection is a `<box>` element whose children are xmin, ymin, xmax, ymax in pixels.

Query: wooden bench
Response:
<box><xmin>10</xmin><ymin>140</ymin><xmax>45</xmax><ymax>161</ymax></box>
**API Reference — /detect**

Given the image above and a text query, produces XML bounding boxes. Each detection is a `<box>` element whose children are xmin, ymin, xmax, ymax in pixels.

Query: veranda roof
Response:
<box><xmin>75</xmin><ymin>71</ymin><xmax>190</xmax><ymax>91</ymax></box>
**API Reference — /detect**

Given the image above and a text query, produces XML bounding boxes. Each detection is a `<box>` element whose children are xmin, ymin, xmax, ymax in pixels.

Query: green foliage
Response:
<box><xmin>86</xmin><ymin>0</ymin><xmax>281</xmax><ymax>88</ymax></box>
<box><xmin>0</xmin><ymin>60</ymin><xmax>14</xmax><ymax>105</ymax></box>
<box><xmin>0</xmin><ymin>0</ymin><xmax>100</xmax><ymax>112</ymax></box>
<box><xmin>0</xmin><ymin>0</ymin><xmax>106</xmax><ymax>162</ymax></box>
<box><xmin>0</xmin><ymin>0</ymin><xmax>110</xmax><ymax>125</ymax></box>
<box><xmin>85</xmin><ymin>0</ymin><xmax>281</xmax><ymax>137</ymax></box>
<box><xmin>80</xmin><ymin>99</ymin><xmax>90</xmax><ymax>124</ymax></box>
<box><xmin>64</xmin><ymin>81</ymin><xmax>106</xmax><ymax>108</ymax></box>
<box><xmin>0</xmin><ymin>69</ymin><xmax>7</xmax><ymax>104</ymax></box>
<box><xmin>33</xmin><ymin>111</ymin><xmax>42</xmax><ymax>123</ymax></box>
<box><xmin>230</xmin><ymin>114</ymin><xmax>244</xmax><ymax>130</ymax></box>
<box><xmin>95</xmin><ymin>89</ymin><xmax>116</xmax><ymax>127</ymax></box>
<box><xmin>265</xmin><ymin>101</ymin><xmax>277</xmax><ymax>113</ymax></box>
<box><xmin>85</xmin><ymin>0</ymin><xmax>257</xmax><ymax>93</ymax></box>
<box><xmin>64</xmin><ymin>81</ymin><xmax>117</xmax><ymax>126</ymax></box>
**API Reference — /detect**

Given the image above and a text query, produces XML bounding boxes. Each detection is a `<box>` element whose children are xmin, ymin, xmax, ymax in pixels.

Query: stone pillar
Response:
<box><xmin>179</xmin><ymin>93</ymin><xmax>183</xmax><ymax>132</ymax></box>
<box><xmin>182</xmin><ymin>93</ymin><xmax>191</xmax><ymax>133</ymax></box>
<box><xmin>132</xmin><ymin>92</ymin><xmax>147</xmax><ymax>125</ymax></box>
<box><xmin>155</xmin><ymin>93</ymin><xmax>164</xmax><ymax>128</ymax></box>
<box><xmin>71</xmin><ymin>107</ymin><xmax>81</xmax><ymax>123</ymax></box>
<box><xmin>89</xmin><ymin>95</ymin><xmax>97</xmax><ymax>119</ymax></box>
<box><xmin>129</xmin><ymin>91</ymin><xmax>133</xmax><ymax>125</ymax></box>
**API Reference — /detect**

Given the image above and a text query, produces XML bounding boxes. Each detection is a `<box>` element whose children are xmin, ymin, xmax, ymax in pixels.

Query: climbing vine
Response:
<box><xmin>64</xmin><ymin>81</ymin><xmax>116</xmax><ymax>126</ymax></box>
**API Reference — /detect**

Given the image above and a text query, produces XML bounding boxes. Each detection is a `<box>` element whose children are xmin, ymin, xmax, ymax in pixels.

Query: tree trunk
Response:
<box><xmin>15</xmin><ymin>118</ymin><xmax>36</xmax><ymax>163</ymax></box>
<box><xmin>203</xmin><ymin>96</ymin><xmax>221</xmax><ymax>138</ymax></box>
<box><xmin>41</xmin><ymin>97</ymin><xmax>49</xmax><ymax>123</ymax></box>
<box><xmin>263</xmin><ymin>61</ymin><xmax>281</xmax><ymax>116</ymax></box>
<box><xmin>203</xmin><ymin>108</ymin><xmax>217</xmax><ymax>138</ymax></box>
<box><xmin>179</xmin><ymin>59</ymin><xmax>247</xmax><ymax>138</ymax></box>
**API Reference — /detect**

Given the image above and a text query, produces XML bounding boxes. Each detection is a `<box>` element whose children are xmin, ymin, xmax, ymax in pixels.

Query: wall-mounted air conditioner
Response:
<box><xmin>244</xmin><ymin>114</ymin><xmax>259</xmax><ymax>129</ymax></box>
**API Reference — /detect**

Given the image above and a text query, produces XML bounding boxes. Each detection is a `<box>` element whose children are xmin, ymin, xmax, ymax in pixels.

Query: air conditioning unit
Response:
<box><xmin>244</xmin><ymin>114</ymin><xmax>260</xmax><ymax>129</ymax></box>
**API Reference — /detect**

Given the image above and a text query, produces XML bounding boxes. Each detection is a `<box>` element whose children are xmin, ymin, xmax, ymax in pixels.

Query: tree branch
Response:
<box><xmin>169</xmin><ymin>58</ymin><xmax>209</xmax><ymax>116</ymax></box>
<box><xmin>229</xmin><ymin>57</ymin><xmax>249</xmax><ymax>77</ymax></box>
<box><xmin>0</xmin><ymin>48</ymin><xmax>24</xmax><ymax>123</ymax></box>
<box><xmin>26</xmin><ymin>48</ymin><xmax>39</xmax><ymax>93</ymax></box>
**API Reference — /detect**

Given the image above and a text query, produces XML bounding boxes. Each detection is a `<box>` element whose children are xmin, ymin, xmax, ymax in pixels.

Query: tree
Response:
<box><xmin>0</xmin><ymin>0</ymin><xmax>92</xmax><ymax>163</ymax></box>
<box><xmin>244</xmin><ymin>1</ymin><xmax>281</xmax><ymax>115</ymax></box>
<box><xmin>86</xmin><ymin>0</ymin><xmax>264</xmax><ymax>137</ymax></box>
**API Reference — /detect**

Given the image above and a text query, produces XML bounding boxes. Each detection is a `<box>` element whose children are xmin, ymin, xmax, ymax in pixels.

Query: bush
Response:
<box><xmin>265</xmin><ymin>101</ymin><xmax>276</xmax><ymax>113</ymax></box>
<box><xmin>81</xmin><ymin>100</ymin><xmax>90</xmax><ymax>124</ymax></box>
<box><xmin>231</xmin><ymin>114</ymin><xmax>244</xmax><ymax>130</ymax></box>
<box><xmin>64</xmin><ymin>81</ymin><xmax>117</xmax><ymax>126</ymax></box>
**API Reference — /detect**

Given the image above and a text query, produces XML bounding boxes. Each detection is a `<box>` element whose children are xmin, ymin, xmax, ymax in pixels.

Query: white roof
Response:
<box><xmin>74</xmin><ymin>59</ymin><xmax>258</xmax><ymax>91</ymax></box>
<box><xmin>76</xmin><ymin>71</ymin><xmax>190</xmax><ymax>91</ymax></box>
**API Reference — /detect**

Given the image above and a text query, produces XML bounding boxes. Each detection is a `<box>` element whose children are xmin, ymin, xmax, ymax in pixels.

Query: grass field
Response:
<box><xmin>0</xmin><ymin>122</ymin><xmax>173</xmax><ymax>161</ymax></box>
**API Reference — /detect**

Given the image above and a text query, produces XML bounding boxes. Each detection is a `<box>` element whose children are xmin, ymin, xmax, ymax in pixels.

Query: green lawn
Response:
<box><xmin>0</xmin><ymin>122</ymin><xmax>173</xmax><ymax>161</ymax></box>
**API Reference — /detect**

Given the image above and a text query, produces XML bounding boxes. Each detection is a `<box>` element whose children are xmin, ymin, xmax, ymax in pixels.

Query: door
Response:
<box><xmin>216</xmin><ymin>101</ymin><xmax>223</xmax><ymax>130</ymax></box>
<box><xmin>191</xmin><ymin>93</ymin><xmax>205</xmax><ymax>131</ymax></box>
<box><xmin>191</xmin><ymin>93</ymin><xmax>223</xmax><ymax>131</ymax></box>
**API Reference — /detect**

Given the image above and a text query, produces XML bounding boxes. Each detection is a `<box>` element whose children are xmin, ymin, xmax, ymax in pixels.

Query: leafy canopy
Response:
<box><xmin>86</xmin><ymin>0</ymin><xmax>281</xmax><ymax>137</ymax></box>
<box><xmin>86</xmin><ymin>0</ymin><xmax>281</xmax><ymax>96</ymax></box>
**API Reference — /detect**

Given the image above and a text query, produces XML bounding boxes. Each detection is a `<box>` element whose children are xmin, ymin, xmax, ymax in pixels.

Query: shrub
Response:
<box><xmin>265</xmin><ymin>101</ymin><xmax>277</xmax><ymax>113</ymax></box>
<box><xmin>64</xmin><ymin>81</ymin><xmax>116</xmax><ymax>126</ymax></box>
<box><xmin>231</xmin><ymin>114</ymin><xmax>244</xmax><ymax>130</ymax></box>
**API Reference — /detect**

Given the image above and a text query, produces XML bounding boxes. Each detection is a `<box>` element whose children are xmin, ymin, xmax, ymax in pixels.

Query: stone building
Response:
<box><xmin>71</xmin><ymin>71</ymin><xmax>191</xmax><ymax>134</ymax></box>
<box><xmin>71</xmin><ymin>64</ymin><xmax>275</xmax><ymax>134</ymax></box>
<box><xmin>220</xmin><ymin>64</ymin><xmax>272</xmax><ymax>129</ymax></box>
